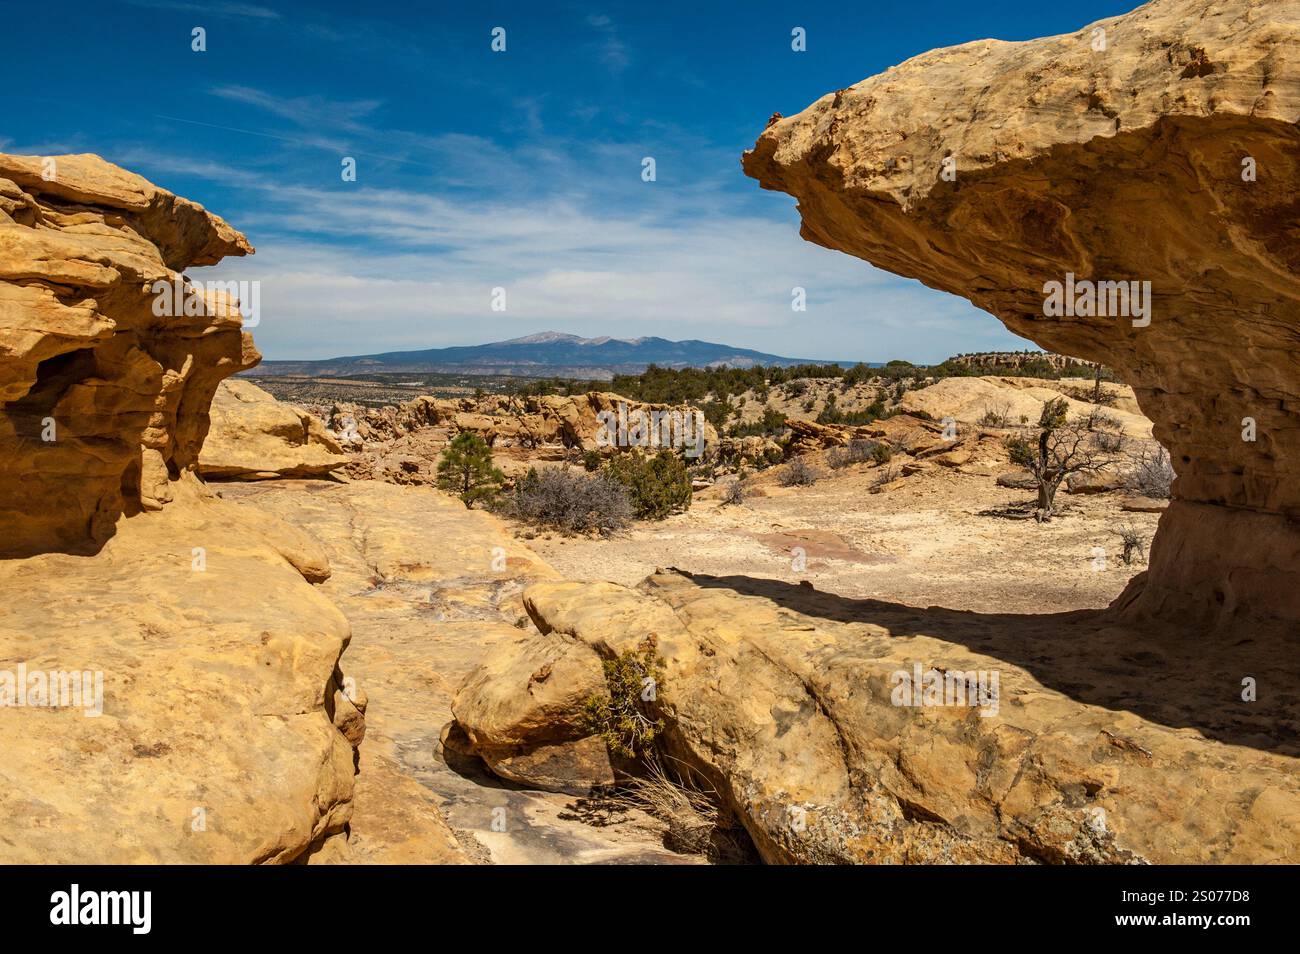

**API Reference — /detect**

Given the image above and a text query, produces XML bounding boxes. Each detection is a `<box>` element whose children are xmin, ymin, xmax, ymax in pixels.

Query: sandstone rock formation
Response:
<box><xmin>743</xmin><ymin>0</ymin><xmax>1300</xmax><ymax>631</ymax></box>
<box><xmin>0</xmin><ymin>155</ymin><xmax>362</xmax><ymax>863</ymax></box>
<box><xmin>946</xmin><ymin>351</ymin><xmax>1095</xmax><ymax>373</ymax></box>
<box><xmin>0</xmin><ymin>479</ymin><xmax>361</xmax><ymax>863</ymax></box>
<box><xmin>199</xmin><ymin>378</ymin><xmax>346</xmax><ymax>480</ymax></box>
<box><xmin>329</xmin><ymin>391</ymin><xmax>715</xmax><ymax>453</ymax></box>
<box><xmin>0</xmin><ymin>153</ymin><xmax>258</xmax><ymax>556</ymax></box>
<box><xmin>222</xmin><ymin>478</ymin><xmax>702</xmax><ymax>864</ymax></box>
<box><xmin>896</xmin><ymin>377</ymin><xmax>1151</xmax><ymax>438</ymax></box>
<box><xmin>322</xmin><ymin>390</ymin><xmax>717</xmax><ymax>485</ymax></box>
<box><xmin>454</xmin><ymin>568</ymin><xmax>1300</xmax><ymax>864</ymax></box>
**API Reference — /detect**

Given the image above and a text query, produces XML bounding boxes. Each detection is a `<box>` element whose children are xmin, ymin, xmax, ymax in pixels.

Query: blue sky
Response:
<box><xmin>4</xmin><ymin>0</ymin><xmax>1135</xmax><ymax>362</ymax></box>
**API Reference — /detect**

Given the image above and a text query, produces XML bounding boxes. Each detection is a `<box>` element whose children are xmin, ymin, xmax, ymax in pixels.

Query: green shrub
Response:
<box><xmin>581</xmin><ymin>640</ymin><xmax>666</xmax><ymax>759</ymax></box>
<box><xmin>818</xmin><ymin>398</ymin><xmax>887</xmax><ymax>425</ymax></box>
<box><xmin>436</xmin><ymin>432</ymin><xmax>504</xmax><ymax>508</ymax></box>
<box><xmin>729</xmin><ymin>407</ymin><xmax>787</xmax><ymax>438</ymax></box>
<box><xmin>872</xmin><ymin>442</ymin><xmax>893</xmax><ymax>465</ymax></box>
<box><xmin>582</xmin><ymin>449</ymin><xmax>602</xmax><ymax>472</ymax></box>
<box><xmin>605</xmin><ymin>450</ymin><xmax>692</xmax><ymax>519</ymax></box>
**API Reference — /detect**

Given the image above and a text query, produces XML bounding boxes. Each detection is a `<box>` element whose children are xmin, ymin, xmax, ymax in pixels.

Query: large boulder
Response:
<box><xmin>0</xmin><ymin>479</ymin><xmax>362</xmax><ymax>863</ymax></box>
<box><xmin>199</xmin><ymin>378</ymin><xmax>346</xmax><ymax>480</ymax></box>
<box><xmin>454</xmin><ymin>569</ymin><xmax>1300</xmax><ymax>864</ymax></box>
<box><xmin>0</xmin><ymin>153</ymin><xmax>258</xmax><ymax>556</ymax></box>
<box><xmin>743</xmin><ymin>0</ymin><xmax>1300</xmax><ymax>632</ymax></box>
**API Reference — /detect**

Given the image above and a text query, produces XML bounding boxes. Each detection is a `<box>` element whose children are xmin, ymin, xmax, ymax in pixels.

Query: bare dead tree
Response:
<box><xmin>1005</xmin><ymin>398</ymin><xmax>1123</xmax><ymax>521</ymax></box>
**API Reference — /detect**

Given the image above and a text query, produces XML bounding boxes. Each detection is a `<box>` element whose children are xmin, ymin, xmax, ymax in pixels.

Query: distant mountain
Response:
<box><xmin>253</xmin><ymin>332</ymin><xmax>840</xmax><ymax>380</ymax></box>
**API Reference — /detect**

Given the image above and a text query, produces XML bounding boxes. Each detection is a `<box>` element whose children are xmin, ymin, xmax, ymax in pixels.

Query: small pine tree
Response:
<box><xmin>436</xmin><ymin>432</ymin><xmax>504</xmax><ymax>508</ymax></box>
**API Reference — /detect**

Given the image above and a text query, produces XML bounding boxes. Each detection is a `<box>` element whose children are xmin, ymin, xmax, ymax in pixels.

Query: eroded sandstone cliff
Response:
<box><xmin>0</xmin><ymin>152</ymin><xmax>257</xmax><ymax>556</ymax></box>
<box><xmin>742</xmin><ymin>0</ymin><xmax>1300</xmax><ymax>630</ymax></box>
<box><xmin>0</xmin><ymin>156</ymin><xmax>361</xmax><ymax>863</ymax></box>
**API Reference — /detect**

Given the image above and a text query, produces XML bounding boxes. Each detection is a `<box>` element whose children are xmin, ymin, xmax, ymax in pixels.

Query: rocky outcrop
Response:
<box><xmin>323</xmin><ymin>390</ymin><xmax>717</xmax><ymax>485</ymax></box>
<box><xmin>743</xmin><ymin>0</ymin><xmax>1300</xmax><ymax>631</ymax></box>
<box><xmin>0</xmin><ymin>155</ymin><xmax>362</xmax><ymax>863</ymax></box>
<box><xmin>199</xmin><ymin>379</ymin><xmax>346</xmax><ymax>480</ymax></box>
<box><xmin>896</xmin><ymin>377</ymin><xmax>1152</xmax><ymax>438</ymax></box>
<box><xmin>784</xmin><ymin>414</ymin><xmax>949</xmax><ymax>458</ymax></box>
<box><xmin>0</xmin><ymin>153</ymin><xmax>259</xmax><ymax>557</ymax></box>
<box><xmin>222</xmin><ymin>478</ymin><xmax>701</xmax><ymax>864</ymax></box>
<box><xmin>453</xmin><ymin>568</ymin><xmax>1300</xmax><ymax>864</ymax></box>
<box><xmin>329</xmin><ymin>391</ymin><xmax>715</xmax><ymax>453</ymax></box>
<box><xmin>945</xmin><ymin>352</ymin><xmax>1096</xmax><ymax>373</ymax></box>
<box><xmin>0</xmin><ymin>478</ymin><xmax>361</xmax><ymax>863</ymax></box>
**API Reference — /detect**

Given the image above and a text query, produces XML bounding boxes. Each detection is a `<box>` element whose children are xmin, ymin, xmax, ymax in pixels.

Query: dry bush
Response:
<box><xmin>826</xmin><ymin>438</ymin><xmax>879</xmax><ymax>469</ymax></box>
<box><xmin>872</xmin><ymin>463</ymin><xmax>900</xmax><ymax>488</ymax></box>
<box><xmin>1083</xmin><ymin>407</ymin><xmax>1123</xmax><ymax>433</ymax></box>
<box><xmin>1123</xmin><ymin>443</ymin><xmax>1175</xmax><ymax>499</ymax></box>
<box><xmin>1093</xmin><ymin>429</ymin><xmax>1126</xmax><ymax>453</ymax></box>
<box><xmin>501</xmin><ymin>466</ymin><xmax>633</xmax><ymax>533</ymax></box>
<box><xmin>722</xmin><ymin>479</ymin><xmax>745</xmax><ymax>506</ymax></box>
<box><xmin>779</xmin><ymin>457</ymin><xmax>821</xmax><ymax>487</ymax></box>
<box><xmin>977</xmin><ymin>402</ymin><xmax>1013</xmax><ymax>427</ymax></box>
<box><xmin>618</xmin><ymin>755</ymin><xmax>752</xmax><ymax>863</ymax></box>
<box><xmin>1108</xmin><ymin>521</ymin><xmax>1148</xmax><ymax>566</ymax></box>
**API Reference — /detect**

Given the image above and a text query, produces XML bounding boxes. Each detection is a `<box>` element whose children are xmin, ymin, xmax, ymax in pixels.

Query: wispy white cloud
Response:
<box><xmin>586</xmin><ymin>13</ymin><xmax>631</xmax><ymax>74</ymax></box>
<box><xmin>118</xmin><ymin>66</ymin><xmax>1028</xmax><ymax>365</ymax></box>
<box><xmin>211</xmin><ymin>85</ymin><xmax>384</xmax><ymax>135</ymax></box>
<box><xmin>121</xmin><ymin>0</ymin><xmax>281</xmax><ymax>19</ymax></box>
<box><xmin>187</xmin><ymin>172</ymin><xmax>1024</xmax><ymax>362</ymax></box>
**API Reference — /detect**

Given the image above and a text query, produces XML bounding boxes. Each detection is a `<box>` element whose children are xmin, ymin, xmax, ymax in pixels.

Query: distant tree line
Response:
<box><xmin>499</xmin><ymin>357</ymin><xmax>1117</xmax><ymax>407</ymax></box>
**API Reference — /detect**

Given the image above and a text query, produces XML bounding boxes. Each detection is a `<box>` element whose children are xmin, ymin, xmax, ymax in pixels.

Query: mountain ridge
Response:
<box><xmin>252</xmin><ymin>331</ymin><xmax>847</xmax><ymax>379</ymax></box>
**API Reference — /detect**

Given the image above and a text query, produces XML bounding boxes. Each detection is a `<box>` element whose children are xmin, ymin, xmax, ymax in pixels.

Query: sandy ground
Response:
<box><xmin>524</xmin><ymin>462</ymin><xmax>1162</xmax><ymax>616</ymax></box>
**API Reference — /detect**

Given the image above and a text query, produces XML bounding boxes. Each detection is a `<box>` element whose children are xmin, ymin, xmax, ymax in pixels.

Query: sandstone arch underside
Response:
<box><xmin>743</xmin><ymin>0</ymin><xmax>1300</xmax><ymax>632</ymax></box>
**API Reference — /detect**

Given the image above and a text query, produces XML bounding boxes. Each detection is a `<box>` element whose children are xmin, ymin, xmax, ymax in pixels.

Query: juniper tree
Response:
<box><xmin>436</xmin><ymin>432</ymin><xmax>504</xmax><ymax>508</ymax></box>
<box><xmin>1005</xmin><ymin>397</ymin><xmax>1119</xmax><ymax>521</ymax></box>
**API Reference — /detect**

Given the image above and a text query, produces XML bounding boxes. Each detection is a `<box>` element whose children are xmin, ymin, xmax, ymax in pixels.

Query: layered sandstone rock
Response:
<box><xmin>199</xmin><ymin>379</ymin><xmax>346</xmax><ymax>480</ymax></box>
<box><xmin>328</xmin><ymin>391</ymin><xmax>715</xmax><ymax>452</ymax></box>
<box><xmin>784</xmin><ymin>414</ymin><xmax>949</xmax><ymax>458</ymax></box>
<box><xmin>946</xmin><ymin>352</ymin><xmax>1095</xmax><ymax>374</ymax></box>
<box><xmin>454</xmin><ymin>569</ymin><xmax>1300</xmax><ymax>864</ymax></box>
<box><xmin>0</xmin><ymin>479</ymin><xmax>361</xmax><ymax>863</ymax></box>
<box><xmin>0</xmin><ymin>152</ymin><xmax>257</xmax><ymax>556</ymax></box>
<box><xmin>897</xmin><ymin>377</ymin><xmax>1152</xmax><ymax>438</ymax></box>
<box><xmin>0</xmin><ymin>156</ymin><xmax>362</xmax><ymax>863</ymax></box>
<box><xmin>743</xmin><ymin>0</ymin><xmax>1300</xmax><ymax>630</ymax></box>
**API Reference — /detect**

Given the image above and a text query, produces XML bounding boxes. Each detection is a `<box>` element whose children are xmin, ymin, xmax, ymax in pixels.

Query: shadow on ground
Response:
<box><xmin>684</xmin><ymin>571</ymin><xmax>1300</xmax><ymax>758</ymax></box>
